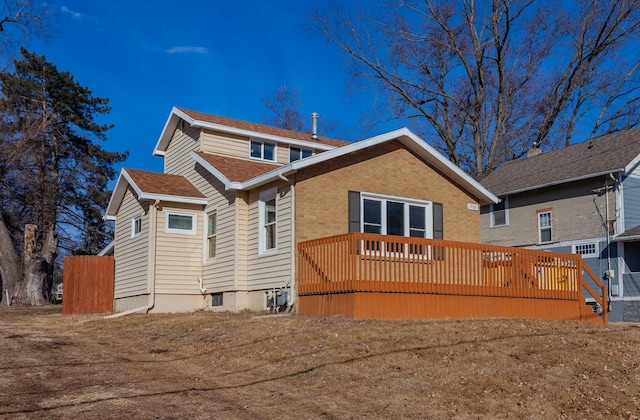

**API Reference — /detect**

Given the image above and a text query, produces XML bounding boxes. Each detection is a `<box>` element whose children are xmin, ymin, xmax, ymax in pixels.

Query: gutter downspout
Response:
<box><xmin>105</xmin><ymin>199</ymin><xmax>159</xmax><ymax>319</ymax></box>
<box><xmin>277</xmin><ymin>171</ymin><xmax>297</xmax><ymax>310</ymax></box>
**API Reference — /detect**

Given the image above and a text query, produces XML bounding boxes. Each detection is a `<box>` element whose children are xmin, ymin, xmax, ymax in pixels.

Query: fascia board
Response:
<box><xmin>137</xmin><ymin>192</ymin><xmax>208</xmax><ymax>205</ymax></box>
<box><xmin>190</xmin><ymin>151</ymin><xmax>241</xmax><ymax>190</ymax></box>
<box><xmin>624</xmin><ymin>154</ymin><xmax>640</xmax><ymax>174</ymax></box>
<box><xmin>395</xmin><ymin>130</ymin><xmax>499</xmax><ymax>205</ymax></box>
<box><xmin>497</xmin><ymin>169</ymin><xmax>624</xmax><ymax>197</ymax></box>
<box><xmin>153</xmin><ymin>107</ymin><xmax>194</xmax><ymax>156</ymax></box>
<box><xmin>104</xmin><ymin>169</ymin><xmax>130</xmax><ymax>218</ymax></box>
<box><xmin>238</xmin><ymin>127</ymin><xmax>498</xmax><ymax>206</ymax></box>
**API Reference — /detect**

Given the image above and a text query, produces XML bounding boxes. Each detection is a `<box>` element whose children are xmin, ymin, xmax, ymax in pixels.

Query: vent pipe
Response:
<box><xmin>311</xmin><ymin>112</ymin><xmax>319</xmax><ymax>140</ymax></box>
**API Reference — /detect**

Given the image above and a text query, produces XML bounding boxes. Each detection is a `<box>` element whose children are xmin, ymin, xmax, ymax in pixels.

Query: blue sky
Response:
<box><xmin>29</xmin><ymin>1</ymin><xmax>388</xmax><ymax>174</ymax></box>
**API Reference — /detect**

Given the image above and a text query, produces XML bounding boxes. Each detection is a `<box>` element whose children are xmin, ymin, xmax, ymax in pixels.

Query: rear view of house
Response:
<box><xmin>105</xmin><ymin>107</ymin><xmax>497</xmax><ymax>314</ymax></box>
<box><xmin>480</xmin><ymin>128</ymin><xmax>640</xmax><ymax>322</ymax></box>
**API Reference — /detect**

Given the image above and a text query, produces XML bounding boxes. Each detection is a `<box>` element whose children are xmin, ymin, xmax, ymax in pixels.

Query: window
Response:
<box><xmin>490</xmin><ymin>197</ymin><xmax>508</xmax><ymax>227</ymax></box>
<box><xmin>250</xmin><ymin>140</ymin><xmax>276</xmax><ymax>161</ymax></box>
<box><xmin>259</xmin><ymin>188</ymin><xmax>277</xmax><ymax>254</ymax></box>
<box><xmin>573</xmin><ymin>242</ymin><xmax>598</xmax><ymax>258</ymax></box>
<box><xmin>361</xmin><ymin>194</ymin><xmax>432</xmax><ymax>238</ymax></box>
<box><xmin>537</xmin><ymin>210</ymin><xmax>553</xmax><ymax>243</ymax></box>
<box><xmin>211</xmin><ymin>293</ymin><xmax>223</xmax><ymax>307</ymax></box>
<box><xmin>206</xmin><ymin>210</ymin><xmax>217</xmax><ymax>260</ymax></box>
<box><xmin>131</xmin><ymin>215</ymin><xmax>142</xmax><ymax>238</ymax></box>
<box><xmin>289</xmin><ymin>147</ymin><xmax>313</xmax><ymax>162</ymax></box>
<box><xmin>166</xmin><ymin>211</ymin><xmax>197</xmax><ymax>235</ymax></box>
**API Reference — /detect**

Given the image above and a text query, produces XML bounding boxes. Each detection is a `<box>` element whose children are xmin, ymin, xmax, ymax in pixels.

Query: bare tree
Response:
<box><xmin>311</xmin><ymin>0</ymin><xmax>640</xmax><ymax>179</ymax></box>
<box><xmin>262</xmin><ymin>85</ymin><xmax>307</xmax><ymax>132</ymax></box>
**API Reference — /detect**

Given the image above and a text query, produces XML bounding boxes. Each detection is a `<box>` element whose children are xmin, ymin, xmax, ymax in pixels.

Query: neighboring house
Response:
<box><xmin>480</xmin><ymin>128</ymin><xmax>640</xmax><ymax>322</ymax></box>
<box><xmin>105</xmin><ymin>107</ymin><xmax>497</xmax><ymax>314</ymax></box>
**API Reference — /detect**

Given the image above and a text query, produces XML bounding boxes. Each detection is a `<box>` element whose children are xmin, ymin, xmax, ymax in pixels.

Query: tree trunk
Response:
<box><xmin>0</xmin><ymin>211</ymin><xmax>21</xmax><ymax>304</ymax></box>
<box><xmin>19</xmin><ymin>224</ymin><xmax>57</xmax><ymax>305</ymax></box>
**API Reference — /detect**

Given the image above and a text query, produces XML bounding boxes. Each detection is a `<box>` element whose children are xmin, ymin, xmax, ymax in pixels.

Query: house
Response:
<box><xmin>104</xmin><ymin>107</ymin><xmax>498</xmax><ymax>314</ymax></box>
<box><xmin>480</xmin><ymin>128</ymin><xmax>640</xmax><ymax>322</ymax></box>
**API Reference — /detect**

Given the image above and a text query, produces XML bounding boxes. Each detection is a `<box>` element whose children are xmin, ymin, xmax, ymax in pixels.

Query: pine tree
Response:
<box><xmin>0</xmin><ymin>48</ymin><xmax>127</xmax><ymax>304</ymax></box>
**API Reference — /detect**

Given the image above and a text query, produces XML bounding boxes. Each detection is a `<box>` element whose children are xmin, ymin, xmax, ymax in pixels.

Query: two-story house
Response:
<box><xmin>105</xmin><ymin>107</ymin><xmax>497</xmax><ymax>314</ymax></box>
<box><xmin>480</xmin><ymin>128</ymin><xmax>640</xmax><ymax>322</ymax></box>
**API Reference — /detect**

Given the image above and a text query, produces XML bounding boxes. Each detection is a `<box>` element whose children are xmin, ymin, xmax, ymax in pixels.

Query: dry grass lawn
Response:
<box><xmin>1</xmin><ymin>305</ymin><xmax>639</xmax><ymax>419</ymax></box>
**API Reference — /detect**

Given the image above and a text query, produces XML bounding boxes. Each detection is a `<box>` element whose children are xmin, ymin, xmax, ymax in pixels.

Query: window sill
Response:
<box><xmin>259</xmin><ymin>249</ymin><xmax>278</xmax><ymax>257</ymax></box>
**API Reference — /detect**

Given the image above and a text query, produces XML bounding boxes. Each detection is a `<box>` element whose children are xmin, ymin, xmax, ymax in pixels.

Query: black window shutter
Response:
<box><xmin>433</xmin><ymin>202</ymin><xmax>443</xmax><ymax>239</ymax></box>
<box><xmin>348</xmin><ymin>191</ymin><xmax>360</xmax><ymax>232</ymax></box>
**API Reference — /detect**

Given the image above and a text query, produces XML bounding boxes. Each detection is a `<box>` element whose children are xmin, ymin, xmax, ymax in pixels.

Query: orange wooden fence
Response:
<box><xmin>62</xmin><ymin>256</ymin><xmax>114</xmax><ymax>315</ymax></box>
<box><xmin>297</xmin><ymin>233</ymin><xmax>607</xmax><ymax>324</ymax></box>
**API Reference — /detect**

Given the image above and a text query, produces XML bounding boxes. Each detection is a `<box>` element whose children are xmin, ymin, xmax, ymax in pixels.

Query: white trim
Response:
<box><xmin>258</xmin><ymin>187</ymin><xmax>278</xmax><ymax>256</ymax></box>
<box><xmin>537</xmin><ymin>210</ymin><xmax>553</xmax><ymax>244</ymax></box>
<box><xmin>360</xmin><ymin>192</ymin><xmax>433</xmax><ymax>238</ymax></box>
<box><xmin>165</xmin><ymin>211</ymin><xmax>197</xmax><ymax>235</ymax></box>
<box><xmin>131</xmin><ymin>215</ymin><xmax>142</xmax><ymax>238</ymax></box>
<box><xmin>203</xmin><ymin>205</ymin><xmax>218</xmax><ymax>263</ymax></box>
<box><xmin>249</xmin><ymin>139</ymin><xmax>277</xmax><ymax>162</ymax></box>
<box><xmin>104</xmin><ymin>168</ymin><xmax>207</xmax><ymax>219</ymax></box>
<box><xmin>571</xmin><ymin>240</ymin><xmax>599</xmax><ymax>258</ymax></box>
<box><xmin>191</xmin><ymin>127</ymin><xmax>498</xmax><ymax>205</ymax></box>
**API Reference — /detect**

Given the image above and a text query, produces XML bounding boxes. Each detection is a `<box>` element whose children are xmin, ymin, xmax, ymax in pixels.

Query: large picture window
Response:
<box><xmin>259</xmin><ymin>188</ymin><xmax>277</xmax><ymax>254</ymax></box>
<box><xmin>361</xmin><ymin>194</ymin><xmax>432</xmax><ymax>238</ymax></box>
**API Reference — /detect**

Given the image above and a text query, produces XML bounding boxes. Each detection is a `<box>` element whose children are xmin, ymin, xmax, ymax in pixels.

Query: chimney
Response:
<box><xmin>527</xmin><ymin>140</ymin><xmax>542</xmax><ymax>158</ymax></box>
<box><xmin>311</xmin><ymin>112</ymin><xmax>319</xmax><ymax>141</ymax></box>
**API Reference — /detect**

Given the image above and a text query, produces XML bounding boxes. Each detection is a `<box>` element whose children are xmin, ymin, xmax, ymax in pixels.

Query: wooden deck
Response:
<box><xmin>297</xmin><ymin>233</ymin><xmax>607</xmax><ymax>324</ymax></box>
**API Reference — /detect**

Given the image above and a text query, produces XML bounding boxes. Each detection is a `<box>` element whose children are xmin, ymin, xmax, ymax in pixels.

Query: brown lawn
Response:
<box><xmin>1</xmin><ymin>305</ymin><xmax>639</xmax><ymax>419</ymax></box>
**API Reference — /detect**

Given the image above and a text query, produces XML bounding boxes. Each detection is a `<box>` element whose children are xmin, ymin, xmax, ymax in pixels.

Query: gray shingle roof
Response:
<box><xmin>480</xmin><ymin>128</ymin><xmax>640</xmax><ymax>196</ymax></box>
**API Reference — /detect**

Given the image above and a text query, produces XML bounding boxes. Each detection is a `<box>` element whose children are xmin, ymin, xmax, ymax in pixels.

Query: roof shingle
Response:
<box><xmin>195</xmin><ymin>153</ymin><xmax>280</xmax><ymax>182</ymax></box>
<box><xmin>481</xmin><ymin>128</ymin><xmax>640</xmax><ymax>196</ymax></box>
<box><xmin>178</xmin><ymin>107</ymin><xmax>351</xmax><ymax>148</ymax></box>
<box><xmin>125</xmin><ymin>168</ymin><xmax>205</xmax><ymax>198</ymax></box>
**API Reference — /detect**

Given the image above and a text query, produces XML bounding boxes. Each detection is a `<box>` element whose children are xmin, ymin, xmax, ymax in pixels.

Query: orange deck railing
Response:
<box><xmin>297</xmin><ymin>233</ymin><xmax>607</xmax><ymax>323</ymax></box>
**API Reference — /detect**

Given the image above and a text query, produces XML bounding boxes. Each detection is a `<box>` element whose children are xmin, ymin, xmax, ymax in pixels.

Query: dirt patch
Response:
<box><xmin>1</xmin><ymin>305</ymin><xmax>639</xmax><ymax>419</ymax></box>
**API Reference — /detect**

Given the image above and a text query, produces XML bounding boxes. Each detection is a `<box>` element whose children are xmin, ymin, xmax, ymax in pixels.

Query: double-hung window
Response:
<box><xmin>250</xmin><ymin>140</ymin><xmax>276</xmax><ymax>161</ymax></box>
<box><xmin>289</xmin><ymin>147</ymin><xmax>313</xmax><ymax>162</ymax></box>
<box><xmin>537</xmin><ymin>209</ymin><xmax>553</xmax><ymax>244</ymax></box>
<box><xmin>206</xmin><ymin>209</ymin><xmax>217</xmax><ymax>260</ymax></box>
<box><xmin>259</xmin><ymin>188</ymin><xmax>277</xmax><ymax>254</ymax></box>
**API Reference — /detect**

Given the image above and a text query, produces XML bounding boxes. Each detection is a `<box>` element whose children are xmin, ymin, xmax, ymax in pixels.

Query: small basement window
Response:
<box><xmin>211</xmin><ymin>293</ymin><xmax>223</xmax><ymax>307</ymax></box>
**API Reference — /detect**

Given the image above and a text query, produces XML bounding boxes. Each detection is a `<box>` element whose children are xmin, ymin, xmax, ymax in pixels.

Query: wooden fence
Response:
<box><xmin>62</xmin><ymin>256</ymin><xmax>114</xmax><ymax>315</ymax></box>
<box><xmin>297</xmin><ymin>233</ymin><xmax>607</xmax><ymax>324</ymax></box>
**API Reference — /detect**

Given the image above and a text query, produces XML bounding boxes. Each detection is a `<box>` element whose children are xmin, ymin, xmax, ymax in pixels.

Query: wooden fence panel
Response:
<box><xmin>62</xmin><ymin>256</ymin><xmax>114</xmax><ymax>315</ymax></box>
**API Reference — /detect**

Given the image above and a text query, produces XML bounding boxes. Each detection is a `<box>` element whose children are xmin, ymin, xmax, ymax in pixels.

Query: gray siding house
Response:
<box><xmin>480</xmin><ymin>128</ymin><xmax>640</xmax><ymax>322</ymax></box>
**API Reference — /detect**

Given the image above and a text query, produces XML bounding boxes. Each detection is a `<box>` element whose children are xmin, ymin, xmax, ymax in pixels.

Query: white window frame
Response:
<box><xmin>537</xmin><ymin>210</ymin><xmax>553</xmax><ymax>244</ymax></box>
<box><xmin>250</xmin><ymin>140</ymin><xmax>276</xmax><ymax>162</ymax></box>
<box><xmin>490</xmin><ymin>197</ymin><xmax>509</xmax><ymax>227</ymax></box>
<box><xmin>289</xmin><ymin>146</ymin><xmax>313</xmax><ymax>162</ymax></box>
<box><xmin>131</xmin><ymin>215</ymin><xmax>142</xmax><ymax>238</ymax></box>
<box><xmin>165</xmin><ymin>211</ymin><xmax>197</xmax><ymax>235</ymax></box>
<box><xmin>360</xmin><ymin>192</ymin><xmax>433</xmax><ymax>258</ymax></box>
<box><xmin>204</xmin><ymin>206</ymin><xmax>217</xmax><ymax>262</ymax></box>
<box><xmin>572</xmin><ymin>241</ymin><xmax>599</xmax><ymax>259</ymax></box>
<box><xmin>259</xmin><ymin>188</ymin><xmax>278</xmax><ymax>255</ymax></box>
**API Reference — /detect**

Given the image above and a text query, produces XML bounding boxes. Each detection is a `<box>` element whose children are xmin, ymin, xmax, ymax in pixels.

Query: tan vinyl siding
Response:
<box><xmin>154</xmin><ymin>203</ymin><xmax>204</xmax><ymax>294</ymax></box>
<box><xmin>114</xmin><ymin>188</ymin><xmax>149</xmax><ymax>298</ymax></box>
<box><xmin>201</xmin><ymin>129</ymin><xmax>291</xmax><ymax>164</ymax></box>
<box><xmin>201</xmin><ymin>129</ymin><xmax>249</xmax><ymax>159</ymax></box>
<box><xmin>165</xmin><ymin>123</ymin><xmax>201</xmax><ymax>175</ymax></box>
<box><xmin>246</xmin><ymin>182</ymin><xmax>292</xmax><ymax>290</ymax></box>
<box><xmin>481</xmin><ymin>177</ymin><xmax>614</xmax><ymax>246</ymax></box>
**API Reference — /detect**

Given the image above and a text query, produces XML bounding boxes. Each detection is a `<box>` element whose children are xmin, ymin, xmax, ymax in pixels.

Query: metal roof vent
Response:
<box><xmin>311</xmin><ymin>112</ymin><xmax>319</xmax><ymax>141</ymax></box>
